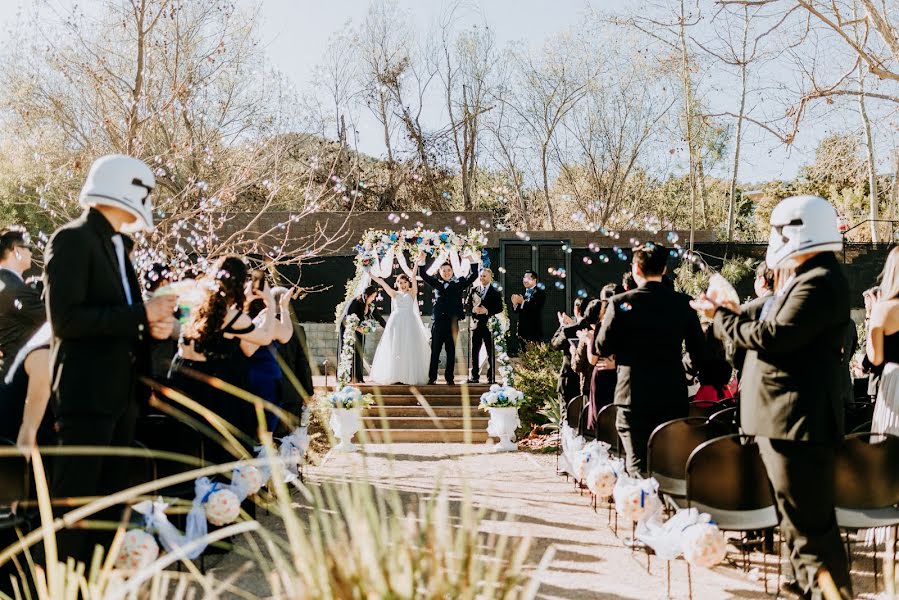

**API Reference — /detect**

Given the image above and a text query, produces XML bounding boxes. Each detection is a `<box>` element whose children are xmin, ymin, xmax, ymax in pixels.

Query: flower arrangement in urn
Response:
<box><xmin>479</xmin><ymin>384</ymin><xmax>524</xmax><ymax>452</ymax></box>
<box><xmin>320</xmin><ymin>386</ymin><xmax>374</xmax><ymax>452</ymax></box>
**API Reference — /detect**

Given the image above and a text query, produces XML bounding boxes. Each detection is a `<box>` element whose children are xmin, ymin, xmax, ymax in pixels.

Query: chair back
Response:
<box><xmin>708</xmin><ymin>406</ymin><xmax>739</xmax><ymax>432</ymax></box>
<box><xmin>686</xmin><ymin>434</ymin><xmax>773</xmax><ymax>512</ymax></box>
<box><xmin>835</xmin><ymin>432</ymin><xmax>899</xmax><ymax>509</ymax></box>
<box><xmin>687</xmin><ymin>402</ymin><xmax>719</xmax><ymax>419</ymax></box>
<box><xmin>595</xmin><ymin>404</ymin><xmax>620</xmax><ymax>455</ymax></box>
<box><xmin>0</xmin><ymin>437</ymin><xmax>27</xmax><ymax>505</ymax></box>
<box><xmin>566</xmin><ymin>395</ymin><xmax>584</xmax><ymax>433</ymax></box>
<box><xmin>135</xmin><ymin>415</ymin><xmax>205</xmax><ymax>490</ymax></box>
<box><xmin>648</xmin><ymin>417</ymin><xmax>728</xmax><ymax>483</ymax></box>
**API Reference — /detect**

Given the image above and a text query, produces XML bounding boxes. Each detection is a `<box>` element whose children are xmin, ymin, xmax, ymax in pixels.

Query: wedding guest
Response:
<box><xmin>702</xmin><ymin>195</ymin><xmax>852</xmax><ymax>599</ymax></box>
<box><xmin>727</xmin><ymin>262</ymin><xmax>775</xmax><ymax>381</ymax></box>
<box><xmin>0</xmin><ymin>323</ymin><xmax>54</xmax><ymax>452</ymax></box>
<box><xmin>861</xmin><ymin>286</ymin><xmax>883</xmax><ymax>398</ymax></box>
<box><xmin>44</xmin><ymin>154</ymin><xmax>177</xmax><ymax>564</ymax></box>
<box><xmin>550</xmin><ymin>296</ymin><xmax>592</xmax><ymax>406</ymax></box>
<box><xmin>245</xmin><ymin>274</ymin><xmax>294</xmax><ymax>432</ymax></box>
<box><xmin>467</xmin><ymin>268</ymin><xmax>503</xmax><ymax>383</ymax></box>
<box><xmin>691</xmin><ymin>325</ymin><xmax>735</xmax><ymax>407</ymax></box>
<box><xmin>420</xmin><ymin>259</ymin><xmax>479</xmax><ymax>385</ymax></box>
<box><xmin>276</xmin><ymin>288</ymin><xmax>314</xmax><ymax>429</ymax></box>
<box><xmin>0</xmin><ymin>226</ymin><xmax>44</xmax><ymax>379</ymax></box>
<box><xmin>170</xmin><ymin>256</ymin><xmax>277</xmax><ymax>464</ymax></box>
<box><xmin>571</xmin><ymin>299</ymin><xmax>606</xmax><ymax>429</ymax></box>
<box><xmin>596</xmin><ymin>242</ymin><xmax>705</xmax><ymax>476</ymax></box>
<box><xmin>142</xmin><ymin>263</ymin><xmax>180</xmax><ymax>384</ymax></box>
<box><xmin>586</xmin><ymin>286</ymin><xmax>618</xmax><ymax>428</ymax></box>
<box><xmin>511</xmin><ymin>271</ymin><xmax>546</xmax><ymax>347</ymax></box>
<box><xmin>338</xmin><ymin>284</ymin><xmax>385</xmax><ymax>383</ymax></box>
<box><xmin>865</xmin><ymin>247</ymin><xmax>899</xmax><ymax>438</ymax></box>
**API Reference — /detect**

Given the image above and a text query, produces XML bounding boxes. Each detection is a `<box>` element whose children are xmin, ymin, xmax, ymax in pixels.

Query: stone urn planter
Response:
<box><xmin>330</xmin><ymin>407</ymin><xmax>363</xmax><ymax>452</ymax></box>
<box><xmin>486</xmin><ymin>406</ymin><xmax>520</xmax><ymax>452</ymax></box>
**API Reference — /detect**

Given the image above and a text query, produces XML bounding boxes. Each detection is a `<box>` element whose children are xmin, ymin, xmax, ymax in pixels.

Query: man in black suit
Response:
<box><xmin>420</xmin><ymin>257</ymin><xmax>479</xmax><ymax>384</ymax></box>
<box><xmin>0</xmin><ymin>227</ymin><xmax>44</xmax><ymax>378</ymax></box>
<box><xmin>702</xmin><ymin>195</ymin><xmax>852</xmax><ymax>600</ymax></box>
<box><xmin>466</xmin><ymin>267</ymin><xmax>503</xmax><ymax>383</ymax></box>
<box><xmin>596</xmin><ymin>243</ymin><xmax>705</xmax><ymax>477</ymax></box>
<box><xmin>44</xmin><ymin>155</ymin><xmax>177</xmax><ymax>564</ymax></box>
<box><xmin>338</xmin><ymin>285</ymin><xmax>384</xmax><ymax>383</ymax></box>
<box><xmin>511</xmin><ymin>270</ymin><xmax>546</xmax><ymax>347</ymax></box>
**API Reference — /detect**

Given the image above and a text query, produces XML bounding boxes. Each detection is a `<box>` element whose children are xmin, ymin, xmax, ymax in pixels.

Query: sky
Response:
<box><xmin>0</xmin><ymin>0</ymin><xmax>889</xmax><ymax>184</ymax></box>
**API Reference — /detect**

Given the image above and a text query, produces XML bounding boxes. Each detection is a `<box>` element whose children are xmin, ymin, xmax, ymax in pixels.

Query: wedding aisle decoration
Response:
<box><xmin>480</xmin><ymin>384</ymin><xmax>524</xmax><ymax>452</ymax></box>
<box><xmin>488</xmin><ymin>307</ymin><xmax>514</xmax><ymax>385</ymax></box>
<box><xmin>319</xmin><ymin>385</ymin><xmax>375</xmax><ymax>452</ymax></box>
<box><xmin>336</xmin><ymin>314</ymin><xmax>378</xmax><ymax>387</ymax></box>
<box><xmin>113</xmin><ymin>428</ymin><xmax>311</xmax><ymax>570</ymax></box>
<box><xmin>336</xmin><ymin>227</ymin><xmax>489</xmax><ymax>331</ymax></box>
<box><xmin>636</xmin><ymin>507</ymin><xmax>728</xmax><ymax>568</ymax></box>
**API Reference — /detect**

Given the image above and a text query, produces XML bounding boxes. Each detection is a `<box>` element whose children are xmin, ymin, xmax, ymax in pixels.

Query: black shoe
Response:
<box><xmin>467</xmin><ymin>378</ymin><xmax>479</xmax><ymax>384</ymax></box>
<box><xmin>779</xmin><ymin>580</ymin><xmax>804</xmax><ymax>598</ymax></box>
<box><xmin>427</xmin><ymin>380</ymin><xmax>436</xmax><ymax>385</ymax></box>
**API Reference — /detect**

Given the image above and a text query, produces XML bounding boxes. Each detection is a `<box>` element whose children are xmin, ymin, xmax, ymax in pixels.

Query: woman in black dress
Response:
<box><xmin>169</xmin><ymin>256</ymin><xmax>277</xmax><ymax>464</ymax></box>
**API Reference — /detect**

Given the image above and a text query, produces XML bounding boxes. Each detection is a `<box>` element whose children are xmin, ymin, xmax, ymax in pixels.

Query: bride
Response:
<box><xmin>369</xmin><ymin>266</ymin><xmax>430</xmax><ymax>385</ymax></box>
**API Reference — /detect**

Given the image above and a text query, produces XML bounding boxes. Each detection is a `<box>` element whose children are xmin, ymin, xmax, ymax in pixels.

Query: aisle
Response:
<box><xmin>310</xmin><ymin>443</ymin><xmax>773</xmax><ymax>600</ymax></box>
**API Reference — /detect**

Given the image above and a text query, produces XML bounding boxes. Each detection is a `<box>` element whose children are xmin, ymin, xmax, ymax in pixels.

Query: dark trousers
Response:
<box><xmin>429</xmin><ymin>318</ymin><xmax>458</xmax><ymax>383</ymax></box>
<box><xmin>756</xmin><ymin>437</ymin><xmax>852</xmax><ymax>600</ymax></box>
<box><xmin>51</xmin><ymin>401</ymin><xmax>138</xmax><ymax>564</ymax></box>
<box><xmin>470</xmin><ymin>322</ymin><xmax>494</xmax><ymax>381</ymax></box>
<box><xmin>615</xmin><ymin>406</ymin><xmax>656</xmax><ymax>477</ymax></box>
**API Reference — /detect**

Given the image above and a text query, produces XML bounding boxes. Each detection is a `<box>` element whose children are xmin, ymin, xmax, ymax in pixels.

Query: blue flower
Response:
<box><xmin>389</xmin><ymin>233</ymin><xmax>398</xmax><ymax>242</ymax></box>
<box><xmin>439</xmin><ymin>233</ymin><xmax>449</xmax><ymax>242</ymax></box>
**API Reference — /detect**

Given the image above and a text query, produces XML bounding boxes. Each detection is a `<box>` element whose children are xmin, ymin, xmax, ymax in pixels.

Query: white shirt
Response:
<box><xmin>110</xmin><ymin>234</ymin><xmax>134</xmax><ymax>305</ymax></box>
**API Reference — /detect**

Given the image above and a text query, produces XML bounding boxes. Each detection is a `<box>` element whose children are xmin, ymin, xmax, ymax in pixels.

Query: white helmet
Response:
<box><xmin>765</xmin><ymin>195</ymin><xmax>842</xmax><ymax>268</ymax></box>
<box><xmin>79</xmin><ymin>154</ymin><xmax>155</xmax><ymax>232</ymax></box>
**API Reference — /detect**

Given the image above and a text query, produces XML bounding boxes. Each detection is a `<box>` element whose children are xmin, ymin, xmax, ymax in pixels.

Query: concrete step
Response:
<box><xmin>362</xmin><ymin>416</ymin><xmax>489</xmax><ymax>430</ymax></box>
<box><xmin>366</xmin><ymin>405</ymin><xmax>485</xmax><ymax>418</ymax></box>
<box><xmin>360</xmin><ymin>429</ymin><xmax>491</xmax><ymax>443</ymax></box>
<box><xmin>356</xmin><ymin>384</ymin><xmax>491</xmax><ymax>396</ymax></box>
<box><xmin>371</xmin><ymin>394</ymin><xmax>481</xmax><ymax>407</ymax></box>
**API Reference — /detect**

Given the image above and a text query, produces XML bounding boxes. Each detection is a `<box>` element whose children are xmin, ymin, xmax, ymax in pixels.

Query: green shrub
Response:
<box><xmin>514</xmin><ymin>342</ymin><xmax>563</xmax><ymax>436</ymax></box>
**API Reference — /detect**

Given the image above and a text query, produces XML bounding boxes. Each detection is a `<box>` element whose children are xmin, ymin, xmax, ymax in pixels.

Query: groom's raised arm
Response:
<box><xmin>462</xmin><ymin>269</ymin><xmax>479</xmax><ymax>287</ymax></box>
<box><xmin>420</xmin><ymin>270</ymin><xmax>439</xmax><ymax>288</ymax></box>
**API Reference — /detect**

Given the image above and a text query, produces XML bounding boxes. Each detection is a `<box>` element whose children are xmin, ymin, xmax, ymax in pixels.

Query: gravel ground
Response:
<box><xmin>214</xmin><ymin>442</ymin><xmax>886</xmax><ymax>599</ymax></box>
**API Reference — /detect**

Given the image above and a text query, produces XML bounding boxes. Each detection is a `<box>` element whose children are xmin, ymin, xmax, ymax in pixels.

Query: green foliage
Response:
<box><xmin>674</xmin><ymin>256</ymin><xmax>755</xmax><ymax>299</ymax></box>
<box><xmin>513</xmin><ymin>342</ymin><xmax>563</xmax><ymax>435</ymax></box>
<box><xmin>537</xmin><ymin>394</ymin><xmax>563</xmax><ymax>433</ymax></box>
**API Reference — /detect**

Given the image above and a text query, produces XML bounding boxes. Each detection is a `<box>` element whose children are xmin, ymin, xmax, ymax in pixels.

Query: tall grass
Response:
<box><xmin>0</xmin><ymin>368</ymin><xmax>543</xmax><ymax>599</ymax></box>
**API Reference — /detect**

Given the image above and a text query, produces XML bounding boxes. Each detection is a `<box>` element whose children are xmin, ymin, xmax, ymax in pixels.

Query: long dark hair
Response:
<box><xmin>185</xmin><ymin>255</ymin><xmax>248</xmax><ymax>345</ymax></box>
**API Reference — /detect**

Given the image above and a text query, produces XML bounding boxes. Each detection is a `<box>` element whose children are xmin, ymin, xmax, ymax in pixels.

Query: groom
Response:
<box><xmin>419</xmin><ymin>254</ymin><xmax>479</xmax><ymax>385</ymax></box>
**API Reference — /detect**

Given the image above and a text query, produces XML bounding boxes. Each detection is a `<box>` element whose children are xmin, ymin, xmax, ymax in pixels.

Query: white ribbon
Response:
<box><xmin>278</xmin><ymin>426</ymin><xmax>309</xmax><ymax>483</ymax></box>
<box><xmin>374</xmin><ymin>247</ymin><xmax>395</xmax><ymax>278</ymax></box>
<box><xmin>132</xmin><ymin>494</ymin><xmax>210</xmax><ymax>560</ymax></box>
<box><xmin>352</xmin><ymin>272</ymin><xmax>372</xmax><ymax>298</ymax></box>
<box><xmin>395</xmin><ymin>251</ymin><xmax>415</xmax><ymax>278</ymax></box>
<box><xmin>427</xmin><ymin>249</ymin><xmax>450</xmax><ymax>276</ymax></box>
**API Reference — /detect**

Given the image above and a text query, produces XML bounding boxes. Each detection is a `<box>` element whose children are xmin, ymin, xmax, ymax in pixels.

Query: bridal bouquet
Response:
<box><xmin>358</xmin><ymin>319</ymin><xmax>379</xmax><ymax>335</ymax></box>
<box><xmin>479</xmin><ymin>384</ymin><xmax>524</xmax><ymax>410</ymax></box>
<box><xmin>320</xmin><ymin>386</ymin><xmax>375</xmax><ymax>410</ymax></box>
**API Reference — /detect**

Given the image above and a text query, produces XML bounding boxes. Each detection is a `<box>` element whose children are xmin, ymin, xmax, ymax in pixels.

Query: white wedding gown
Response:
<box><xmin>370</xmin><ymin>292</ymin><xmax>430</xmax><ymax>385</ymax></box>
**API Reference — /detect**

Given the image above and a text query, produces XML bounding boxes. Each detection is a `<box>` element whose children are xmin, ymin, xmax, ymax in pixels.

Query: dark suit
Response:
<box><xmin>551</xmin><ymin>319</ymin><xmax>590</xmax><ymax>406</ymax></box>
<box><xmin>44</xmin><ymin>208</ymin><xmax>152</xmax><ymax>563</ymax></box>
<box><xmin>513</xmin><ymin>286</ymin><xmax>546</xmax><ymax>345</ymax></box>
<box><xmin>725</xmin><ymin>294</ymin><xmax>771</xmax><ymax>381</ymax></box>
<box><xmin>596</xmin><ymin>281</ymin><xmax>705</xmax><ymax>476</ymax></box>
<box><xmin>467</xmin><ymin>283</ymin><xmax>503</xmax><ymax>381</ymax></box>
<box><xmin>421</xmin><ymin>270</ymin><xmax>478</xmax><ymax>383</ymax></box>
<box><xmin>712</xmin><ymin>252</ymin><xmax>851</xmax><ymax>599</ymax></box>
<box><xmin>0</xmin><ymin>269</ymin><xmax>45</xmax><ymax>378</ymax></box>
<box><xmin>338</xmin><ymin>297</ymin><xmax>384</xmax><ymax>383</ymax></box>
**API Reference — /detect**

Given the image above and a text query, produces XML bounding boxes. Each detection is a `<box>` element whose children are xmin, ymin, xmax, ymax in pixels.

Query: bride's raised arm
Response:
<box><xmin>410</xmin><ymin>258</ymin><xmax>420</xmax><ymax>297</ymax></box>
<box><xmin>370</xmin><ymin>274</ymin><xmax>396</xmax><ymax>298</ymax></box>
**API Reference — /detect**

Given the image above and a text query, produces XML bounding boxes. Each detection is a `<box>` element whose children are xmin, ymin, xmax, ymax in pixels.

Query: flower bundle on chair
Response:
<box><xmin>613</xmin><ymin>475</ymin><xmax>663</xmax><ymax>524</ymax></box>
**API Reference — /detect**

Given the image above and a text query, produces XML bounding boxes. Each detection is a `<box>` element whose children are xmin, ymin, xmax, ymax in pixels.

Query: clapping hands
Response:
<box><xmin>145</xmin><ymin>295</ymin><xmax>177</xmax><ymax>340</ymax></box>
<box><xmin>511</xmin><ymin>293</ymin><xmax>524</xmax><ymax>307</ymax></box>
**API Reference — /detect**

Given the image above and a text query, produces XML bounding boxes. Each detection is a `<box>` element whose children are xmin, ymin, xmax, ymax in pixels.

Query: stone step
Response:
<box><xmin>370</xmin><ymin>395</ymin><xmax>481</xmax><ymax>407</ymax></box>
<box><xmin>366</xmin><ymin>405</ymin><xmax>485</xmax><ymax>418</ymax></box>
<box><xmin>356</xmin><ymin>384</ymin><xmax>491</xmax><ymax>396</ymax></box>
<box><xmin>360</xmin><ymin>429</ymin><xmax>490</xmax><ymax>443</ymax></box>
<box><xmin>362</xmin><ymin>416</ymin><xmax>489</xmax><ymax>430</ymax></box>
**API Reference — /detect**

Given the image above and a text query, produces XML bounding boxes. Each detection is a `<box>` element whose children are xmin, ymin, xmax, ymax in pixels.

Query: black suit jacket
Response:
<box><xmin>421</xmin><ymin>270</ymin><xmax>478</xmax><ymax>322</ymax></box>
<box><xmin>713</xmin><ymin>252</ymin><xmax>849</xmax><ymax>442</ymax></box>
<box><xmin>0</xmin><ymin>269</ymin><xmax>45</xmax><ymax>377</ymax></box>
<box><xmin>513</xmin><ymin>287</ymin><xmax>546</xmax><ymax>342</ymax></box>
<box><xmin>338</xmin><ymin>297</ymin><xmax>385</xmax><ymax>340</ymax></box>
<box><xmin>467</xmin><ymin>284</ymin><xmax>503</xmax><ymax>328</ymax></box>
<box><xmin>596</xmin><ymin>281</ymin><xmax>705</xmax><ymax>417</ymax></box>
<box><xmin>44</xmin><ymin>209</ymin><xmax>150</xmax><ymax>418</ymax></box>
<box><xmin>726</xmin><ymin>294</ymin><xmax>771</xmax><ymax>379</ymax></box>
